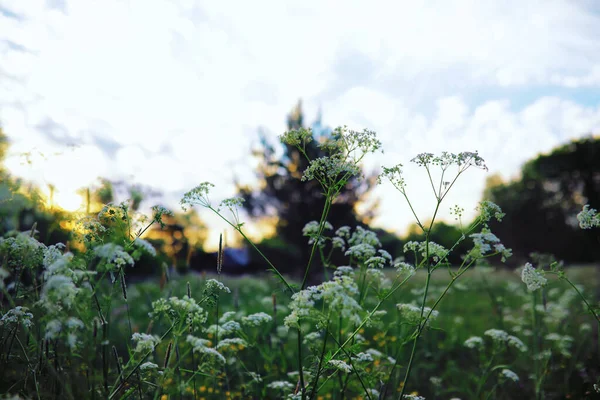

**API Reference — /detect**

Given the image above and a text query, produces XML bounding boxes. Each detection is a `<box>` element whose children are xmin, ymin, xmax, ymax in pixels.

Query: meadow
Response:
<box><xmin>1</xmin><ymin>126</ymin><xmax>600</xmax><ymax>399</ymax></box>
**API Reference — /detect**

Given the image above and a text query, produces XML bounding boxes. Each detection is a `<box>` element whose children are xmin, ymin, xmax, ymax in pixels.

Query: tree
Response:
<box><xmin>237</xmin><ymin>101</ymin><xmax>379</xmax><ymax>275</ymax></box>
<box><xmin>484</xmin><ymin>136</ymin><xmax>600</xmax><ymax>264</ymax></box>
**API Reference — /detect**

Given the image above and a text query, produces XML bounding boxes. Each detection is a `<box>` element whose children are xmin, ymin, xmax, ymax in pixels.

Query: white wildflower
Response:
<box><xmin>205</xmin><ymin>279</ymin><xmax>231</xmax><ymax>293</ymax></box>
<box><xmin>577</xmin><ymin>205</ymin><xmax>600</xmax><ymax>229</ymax></box>
<box><xmin>94</xmin><ymin>243</ymin><xmax>134</xmax><ymax>272</ymax></box>
<box><xmin>242</xmin><ymin>312</ymin><xmax>272</xmax><ymax>327</ymax></box>
<box><xmin>334</xmin><ymin>266</ymin><xmax>354</xmax><ymax>277</ymax></box>
<box><xmin>216</xmin><ymin>338</ymin><xmax>247</xmax><ymax>350</ymax></box>
<box><xmin>521</xmin><ymin>263</ymin><xmax>547</xmax><ymax>291</ymax></box>
<box><xmin>397</xmin><ymin>303</ymin><xmax>438</xmax><ymax>325</ymax></box>
<box><xmin>394</xmin><ymin>261</ymin><xmax>416</xmax><ymax>276</ymax></box>
<box><xmin>464</xmin><ymin>336</ymin><xmax>484</xmax><ymax>349</ymax></box>
<box><xmin>180</xmin><ymin>182</ymin><xmax>214</xmax><ymax>210</ymax></box>
<box><xmin>500</xmin><ymin>369</ymin><xmax>519</xmax><ymax>382</ymax></box>
<box><xmin>140</xmin><ymin>362</ymin><xmax>159</xmax><ymax>371</ymax></box>
<box><xmin>267</xmin><ymin>380</ymin><xmax>294</xmax><ymax>391</ymax></box>
<box><xmin>0</xmin><ymin>306</ymin><xmax>34</xmax><ymax>328</ymax></box>
<box><xmin>187</xmin><ymin>335</ymin><xmax>225</xmax><ymax>364</ymax></box>
<box><xmin>134</xmin><ymin>238</ymin><xmax>156</xmax><ymax>256</ymax></box>
<box><xmin>132</xmin><ymin>333</ymin><xmax>160</xmax><ymax>353</ymax></box>
<box><xmin>327</xmin><ymin>359</ymin><xmax>352</xmax><ymax>373</ymax></box>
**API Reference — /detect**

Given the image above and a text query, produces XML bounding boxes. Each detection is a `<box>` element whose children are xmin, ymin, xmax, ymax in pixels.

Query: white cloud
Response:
<box><xmin>1</xmin><ymin>0</ymin><xmax>600</xmax><ymax>238</ymax></box>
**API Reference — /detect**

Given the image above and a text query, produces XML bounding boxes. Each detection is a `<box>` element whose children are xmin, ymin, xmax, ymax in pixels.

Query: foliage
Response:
<box><xmin>236</xmin><ymin>102</ymin><xmax>379</xmax><ymax>277</ymax></box>
<box><xmin>484</xmin><ymin>136</ymin><xmax>600</xmax><ymax>264</ymax></box>
<box><xmin>2</xmin><ymin>125</ymin><xmax>600</xmax><ymax>400</ymax></box>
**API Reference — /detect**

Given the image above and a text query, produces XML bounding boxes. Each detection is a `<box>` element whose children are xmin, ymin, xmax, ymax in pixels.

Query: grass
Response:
<box><xmin>2</xmin><ymin>131</ymin><xmax>600</xmax><ymax>400</ymax></box>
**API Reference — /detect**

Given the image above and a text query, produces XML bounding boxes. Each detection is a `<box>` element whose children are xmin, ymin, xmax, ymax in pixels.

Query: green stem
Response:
<box><xmin>398</xmin><ymin>270</ymin><xmax>432</xmax><ymax>399</ymax></box>
<box><xmin>208</xmin><ymin>206</ymin><xmax>295</xmax><ymax>294</ymax></box>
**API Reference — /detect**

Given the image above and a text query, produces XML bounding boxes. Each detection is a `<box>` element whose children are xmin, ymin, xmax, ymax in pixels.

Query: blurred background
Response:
<box><xmin>0</xmin><ymin>0</ymin><xmax>599</xmax><ymax>277</ymax></box>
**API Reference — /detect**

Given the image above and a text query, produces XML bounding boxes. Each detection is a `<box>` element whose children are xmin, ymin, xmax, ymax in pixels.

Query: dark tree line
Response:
<box><xmin>484</xmin><ymin>136</ymin><xmax>600</xmax><ymax>265</ymax></box>
<box><xmin>236</xmin><ymin>101</ymin><xmax>384</xmax><ymax>276</ymax></box>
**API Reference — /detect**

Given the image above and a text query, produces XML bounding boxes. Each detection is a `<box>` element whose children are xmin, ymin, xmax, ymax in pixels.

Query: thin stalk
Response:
<box><xmin>207</xmin><ymin>206</ymin><xmax>294</xmax><ymax>293</ymax></box>
<box><xmin>398</xmin><ymin>270</ymin><xmax>432</xmax><ymax>399</ymax></box>
<box><xmin>297</xmin><ymin>327</ymin><xmax>306</xmax><ymax>399</ymax></box>
<box><xmin>301</xmin><ymin>195</ymin><xmax>333</xmax><ymax>290</ymax></box>
<box><xmin>108</xmin><ymin>324</ymin><xmax>175</xmax><ymax>400</ymax></box>
<box><xmin>327</xmin><ymin>332</ymin><xmax>372</xmax><ymax>400</ymax></box>
<box><xmin>308</xmin><ymin>322</ymin><xmax>330</xmax><ymax>400</ymax></box>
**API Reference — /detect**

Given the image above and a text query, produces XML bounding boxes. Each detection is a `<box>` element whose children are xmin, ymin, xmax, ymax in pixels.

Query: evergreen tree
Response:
<box><xmin>236</xmin><ymin>101</ymin><xmax>378</xmax><ymax>276</ymax></box>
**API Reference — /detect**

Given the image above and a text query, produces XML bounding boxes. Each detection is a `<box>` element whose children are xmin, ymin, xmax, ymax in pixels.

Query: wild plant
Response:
<box><xmin>181</xmin><ymin>127</ymin><xmax>515</xmax><ymax>399</ymax></box>
<box><xmin>0</xmin><ymin>126</ymin><xmax>598</xmax><ymax>399</ymax></box>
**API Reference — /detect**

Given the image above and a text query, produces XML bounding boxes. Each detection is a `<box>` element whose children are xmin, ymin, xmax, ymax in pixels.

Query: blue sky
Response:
<box><xmin>1</xmin><ymin>0</ymin><xmax>600</xmax><ymax>246</ymax></box>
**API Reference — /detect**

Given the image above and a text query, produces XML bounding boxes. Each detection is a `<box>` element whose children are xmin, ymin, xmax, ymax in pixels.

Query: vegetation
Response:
<box><xmin>1</xmin><ymin>125</ymin><xmax>600</xmax><ymax>400</ymax></box>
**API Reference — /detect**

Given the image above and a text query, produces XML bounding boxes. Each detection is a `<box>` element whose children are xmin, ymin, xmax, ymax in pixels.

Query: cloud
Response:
<box><xmin>0</xmin><ymin>5</ymin><xmax>23</xmax><ymax>21</ymax></box>
<box><xmin>46</xmin><ymin>0</ymin><xmax>67</xmax><ymax>14</ymax></box>
<box><xmin>1</xmin><ymin>0</ymin><xmax>600</xmax><ymax>236</ymax></box>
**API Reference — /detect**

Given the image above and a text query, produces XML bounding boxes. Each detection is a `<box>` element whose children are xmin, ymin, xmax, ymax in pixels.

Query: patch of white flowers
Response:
<box><xmin>133</xmin><ymin>238</ymin><xmax>156</xmax><ymax>256</ymax></box>
<box><xmin>484</xmin><ymin>329</ymin><xmax>527</xmax><ymax>352</ymax></box>
<box><xmin>284</xmin><ymin>274</ymin><xmax>362</xmax><ymax>329</ymax></box>
<box><xmin>186</xmin><ymin>335</ymin><xmax>226</xmax><ymax>364</ymax></box>
<box><xmin>149</xmin><ymin>296</ymin><xmax>208</xmax><ymax>325</ymax></box>
<box><xmin>577</xmin><ymin>204</ymin><xmax>600</xmax><ymax>229</ymax></box>
<box><xmin>327</xmin><ymin>359</ymin><xmax>352</xmax><ymax>373</ymax></box>
<box><xmin>132</xmin><ymin>333</ymin><xmax>160</xmax><ymax>353</ymax></box>
<box><xmin>521</xmin><ymin>263</ymin><xmax>547</xmax><ymax>291</ymax></box>
<box><xmin>0</xmin><ymin>306</ymin><xmax>34</xmax><ymax>328</ymax></box>
<box><xmin>500</xmin><ymin>368</ymin><xmax>519</xmax><ymax>382</ymax></box>
<box><xmin>469</xmin><ymin>228</ymin><xmax>512</xmax><ymax>261</ymax></box>
<box><xmin>464</xmin><ymin>336</ymin><xmax>484</xmax><ymax>349</ymax></box>
<box><xmin>94</xmin><ymin>243</ymin><xmax>134</xmax><ymax>273</ymax></box>
<box><xmin>242</xmin><ymin>312</ymin><xmax>272</xmax><ymax>327</ymax></box>
<box><xmin>397</xmin><ymin>303</ymin><xmax>439</xmax><ymax>326</ymax></box>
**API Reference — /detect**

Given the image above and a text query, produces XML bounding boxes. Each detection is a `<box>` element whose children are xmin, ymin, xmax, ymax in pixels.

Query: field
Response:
<box><xmin>2</xmin><ymin>139</ymin><xmax>600</xmax><ymax>400</ymax></box>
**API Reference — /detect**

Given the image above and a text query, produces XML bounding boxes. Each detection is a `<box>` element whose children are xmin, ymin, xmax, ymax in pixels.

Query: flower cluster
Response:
<box><xmin>242</xmin><ymin>312</ymin><xmax>272</xmax><ymax>327</ymax></box>
<box><xmin>327</xmin><ymin>359</ymin><xmax>353</xmax><ymax>373</ymax></box>
<box><xmin>464</xmin><ymin>336</ymin><xmax>484</xmax><ymax>349</ymax></box>
<box><xmin>302</xmin><ymin>155</ymin><xmax>360</xmax><ymax>184</ymax></box>
<box><xmin>403</xmin><ymin>240</ymin><xmax>448</xmax><ymax>264</ymax></box>
<box><xmin>0</xmin><ymin>306</ymin><xmax>34</xmax><ymax>328</ymax></box>
<box><xmin>132</xmin><ymin>333</ymin><xmax>161</xmax><ymax>353</ymax></box>
<box><xmin>521</xmin><ymin>263</ymin><xmax>547</xmax><ymax>292</ymax></box>
<box><xmin>499</xmin><ymin>369</ymin><xmax>519</xmax><ymax>383</ymax></box>
<box><xmin>397</xmin><ymin>303</ymin><xmax>439</xmax><ymax>326</ymax></box>
<box><xmin>484</xmin><ymin>329</ymin><xmax>527</xmax><ymax>352</ymax></box>
<box><xmin>203</xmin><ymin>279</ymin><xmax>231</xmax><ymax>306</ymax></box>
<box><xmin>151</xmin><ymin>205</ymin><xmax>174</xmax><ymax>228</ymax></box>
<box><xmin>94</xmin><ymin>243</ymin><xmax>134</xmax><ymax>273</ymax></box>
<box><xmin>180</xmin><ymin>182</ymin><xmax>215</xmax><ymax>210</ymax></box>
<box><xmin>577</xmin><ymin>204</ymin><xmax>600</xmax><ymax>229</ymax></box>
<box><xmin>284</xmin><ymin>275</ymin><xmax>362</xmax><ymax>329</ymax></box>
<box><xmin>76</xmin><ymin>217</ymin><xmax>107</xmax><ymax>244</ymax></box>
<box><xmin>279</xmin><ymin>127</ymin><xmax>313</xmax><ymax>146</ymax></box>
<box><xmin>133</xmin><ymin>238</ymin><xmax>157</xmax><ymax>257</ymax></box>
<box><xmin>187</xmin><ymin>335</ymin><xmax>226</xmax><ymax>364</ymax></box>
<box><xmin>477</xmin><ymin>200</ymin><xmax>505</xmax><ymax>224</ymax></box>
<box><xmin>150</xmin><ymin>296</ymin><xmax>208</xmax><ymax>325</ymax></box>
<box><xmin>411</xmin><ymin>151</ymin><xmax>487</xmax><ymax>171</ymax></box>
<box><xmin>302</xmin><ymin>220</ymin><xmax>333</xmax><ymax>247</ymax></box>
<box><xmin>469</xmin><ymin>228</ymin><xmax>512</xmax><ymax>262</ymax></box>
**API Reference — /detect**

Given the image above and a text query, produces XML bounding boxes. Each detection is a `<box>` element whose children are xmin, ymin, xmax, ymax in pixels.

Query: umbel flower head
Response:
<box><xmin>521</xmin><ymin>263</ymin><xmax>547</xmax><ymax>291</ymax></box>
<box><xmin>180</xmin><ymin>182</ymin><xmax>215</xmax><ymax>210</ymax></box>
<box><xmin>577</xmin><ymin>204</ymin><xmax>600</xmax><ymax>229</ymax></box>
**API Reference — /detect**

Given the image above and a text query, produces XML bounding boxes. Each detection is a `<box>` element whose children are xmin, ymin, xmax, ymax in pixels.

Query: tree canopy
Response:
<box><xmin>236</xmin><ymin>101</ymin><xmax>379</xmax><ymax>275</ymax></box>
<box><xmin>484</xmin><ymin>135</ymin><xmax>600</xmax><ymax>264</ymax></box>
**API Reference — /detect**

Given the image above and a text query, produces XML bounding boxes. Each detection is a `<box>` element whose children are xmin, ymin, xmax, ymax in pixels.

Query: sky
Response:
<box><xmin>1</xmin><ymin>0</ymin><xmax>600</xmax><ymax>247</ymax></box>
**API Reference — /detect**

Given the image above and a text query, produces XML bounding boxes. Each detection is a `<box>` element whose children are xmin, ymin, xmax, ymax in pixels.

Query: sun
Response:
<box><xmin>42</xmin><ymin>185</ymin><xmax>85</xmax><ymax>212</ymax></box>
